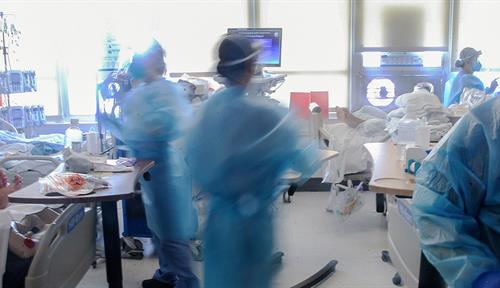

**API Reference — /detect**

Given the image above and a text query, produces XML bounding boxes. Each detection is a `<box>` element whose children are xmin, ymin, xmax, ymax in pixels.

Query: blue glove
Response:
<box><xmin>474</xmin><ymin>271</ymin><xmax>500</xmax><ymax>288</ymax></box>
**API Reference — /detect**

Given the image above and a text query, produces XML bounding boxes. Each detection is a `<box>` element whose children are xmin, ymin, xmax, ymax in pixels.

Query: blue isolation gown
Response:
<box><xmin>186</xmin><ymin>86</ymin><xmax>318</xmax><ymax>288</ymax></box>
<box><xmin>448</xmin><ymin>71</ymin><xmax>486</xmax><ymax>106</ymax></box>
<box><xmin>412</xmin><ymin>96</ymin><xmax>500</xmax><ymax>288</ymax></box>
<box><xmin>101</xmin><ymin>78</ymin><xmax>194</xmax><ymax>242</ymax></box>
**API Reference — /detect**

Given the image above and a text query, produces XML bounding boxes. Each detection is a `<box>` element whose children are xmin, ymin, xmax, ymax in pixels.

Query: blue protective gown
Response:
<box><xmin>103</xmin><ymin>78</ymin><xmax>194</xmax><ymax>241</ymax></box>
<box><xmin>186</xmin><ymin>86</ymin><xmax>317</xmax><ymax>288</ymax></box>
<box><xmin>412</xmin><ymin>96</ymin><xmax>500</xmax><ymax>288</ymax></box>
<box><xmin>101</xmin><ymin>78</ymin><xmax>199</xmax><ymax>286</ymax></box>
<box><xmin>448</xmin><ymin>71</ymin><xmax>486</xmax><ymax>106</ymax></box>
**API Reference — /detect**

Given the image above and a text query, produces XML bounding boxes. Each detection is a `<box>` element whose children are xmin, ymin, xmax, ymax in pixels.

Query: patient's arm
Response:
<box><xmin>0</xmin><ymin>173</ymin><xmax>23</xmax><ymax>209</ymax></box>
<box><xmin>335</xmin><ymin>107</ymin><xmax>365</xmax><ymax>128</ymax></box>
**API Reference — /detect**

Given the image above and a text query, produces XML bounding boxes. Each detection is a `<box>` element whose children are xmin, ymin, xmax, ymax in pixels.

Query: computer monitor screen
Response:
<box><xmin>227</xmin><ymin>28</ymin><xmax>282</xmax><ymax>67</ymax></box>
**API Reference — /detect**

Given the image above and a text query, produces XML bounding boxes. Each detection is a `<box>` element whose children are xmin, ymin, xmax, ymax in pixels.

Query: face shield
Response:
<box><xmin>455</xmin><ymin>47</ymin><xmax>482</xmax><ymax>68</ymax></box>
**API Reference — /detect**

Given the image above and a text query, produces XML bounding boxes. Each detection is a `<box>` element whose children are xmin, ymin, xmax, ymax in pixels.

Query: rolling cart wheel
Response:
<box><xmin>271</xmin><ymin>251</ymin><xmax>284</xmax><ymax>267</ymax></box>
<box><xmin>381</xmin><ymin>250</ymin><xmax>391</xmax><ymax>263</ymax></box>
<box><xmin>376</xmin><ymin>193</ymin><xmax>386</xmax><ymax>213</ymax></box>
<box><xmin>283</xmin><ymin>190</ymin><xmax>291</xmax><ymax>203</ymax></box>
<box><xmin>283</xmin><ymin>184</ymin><xmax>298</xmax><ymax>203</ymax></box>
<box><xmin>392</xmin><ymin>272</ymin><xmax>403</xmax><ymax>286</ymax></box>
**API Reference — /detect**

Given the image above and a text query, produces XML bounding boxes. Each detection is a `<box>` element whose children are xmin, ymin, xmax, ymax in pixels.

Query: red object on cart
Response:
<box><xmin>290</xmin><ymin>91</ymin><xmax>329</xmax><ymax>119</ymax></box>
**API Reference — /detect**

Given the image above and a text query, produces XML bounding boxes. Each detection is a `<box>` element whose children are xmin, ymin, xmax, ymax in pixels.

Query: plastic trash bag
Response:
<box><xmin>448</xmin><ymin>88</ymin><xmax>491</xmax><ymax>117</ymax></box>
<box><xmin>40</xmin><ymin>173</ymin><xmax>109</xmax><ymax>197</ymax></box>
<box><xmin>327</xmin><ymin>180</ymin><xmax>366</xmax><ymax>220</ymax></box>
<box><xmin>460</xmin><ymin>87</ymin><xmax>491</xmax><ymax>108</ymax></box>
<box><xmin>323</xmin><ymin>119</ymin><xmax>388</xmax><ymax>184</ymax></box>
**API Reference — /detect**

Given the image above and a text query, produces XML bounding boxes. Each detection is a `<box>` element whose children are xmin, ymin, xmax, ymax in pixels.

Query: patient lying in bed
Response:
<box><xmin>1</xmin><ymin>170</ymin><xmax>66</xmax><ymax>288</ymax></box>
<box><xmin>323</xmin><ymin>82</ymin><xmax>451</xmax><ymax>184</ymax></box>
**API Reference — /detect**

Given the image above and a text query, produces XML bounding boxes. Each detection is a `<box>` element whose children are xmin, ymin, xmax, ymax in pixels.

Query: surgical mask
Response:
<box><xmin>472</xmin><ymin>61</ymin><xmax>482</xmax><ymax>72</ymax></box>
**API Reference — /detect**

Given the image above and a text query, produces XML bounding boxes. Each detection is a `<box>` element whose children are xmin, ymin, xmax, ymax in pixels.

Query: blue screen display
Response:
<box><xmin>227</xmin><ymin>28</ymin><xmax>282</xmax><ymax>66</ymax></box>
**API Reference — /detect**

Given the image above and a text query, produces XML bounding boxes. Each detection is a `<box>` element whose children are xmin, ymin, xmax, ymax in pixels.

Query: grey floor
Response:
<box><xmin>78</xmin><ymin>192</ymin><xmax>402</xmax><ymax>288</ymax></box>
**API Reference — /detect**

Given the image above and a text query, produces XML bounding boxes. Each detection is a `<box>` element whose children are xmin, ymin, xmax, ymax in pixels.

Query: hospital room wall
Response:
<box><xmin>259</xmin><ymin>0</ymin><xmax>350</xmax><ymax>108</ymax></box>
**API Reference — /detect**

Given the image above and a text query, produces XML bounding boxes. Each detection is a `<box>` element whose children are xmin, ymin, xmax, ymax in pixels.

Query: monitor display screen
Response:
<box><xmin>227</xmin><ymin>28</ymin><xmax>282</xmax><ymax>67</ymax></box>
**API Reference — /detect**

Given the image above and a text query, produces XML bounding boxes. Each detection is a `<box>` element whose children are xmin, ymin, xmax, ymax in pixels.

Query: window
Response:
<box><xmin>455</xmin><ymin>0</ymin><xmax>500</xmax><ymax>69</ymax></box>
<box><xmin>259</xmin><ymin>0</ymin><xmax>350</xmax><ymax>107</ymax></box>
<box><xmin>4</xmin><ymin>0</ymin><xmax>248</xmax><ymax>118</ymax></box>
<box><xmin>2</xmin><ymin>2</ymin><xmax>60</xmax><ymax>115</ymax></box>
<box><xmin>151</xmin><ymin>0</ymin><xmax>248</xmax><ymax>73</ymax></box>
<box><xmin>357</xmin><ymin>0</ymin><xmax>448</xmax><ymax>49</ymax></box>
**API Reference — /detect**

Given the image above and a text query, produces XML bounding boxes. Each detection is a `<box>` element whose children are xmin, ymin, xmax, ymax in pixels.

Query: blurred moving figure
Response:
<box><xmin>186</xmin><ymin>35</ymin><xmax>317</xmax><ymax>288</ymax></box>
<box><xmin>412</xmin><ymin>96</ymin><xmax>500</xmax><ymax>288</ymax></box>
<box><xmin>101</xmin><ymin>39</ymin><xmax>199</xmax><ymax>288</ymax></box>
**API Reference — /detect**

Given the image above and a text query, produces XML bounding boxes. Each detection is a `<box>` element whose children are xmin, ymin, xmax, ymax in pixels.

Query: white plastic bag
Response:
<box><xmin>323</xmin><ymin>120</ymin><xmax>388</xmax><ymax>184</ymax></box>
<box><xmin>327</xmin><ymin>180</ymin><xmax>366</xmax><ymax>220</ymax></box>
<box><xmin>39</xmin><ymin>173</ymin><xmax>109</xmax><ymax>197</ymax></box>
<box><xmin>460</xmin><ymin>87</ymin><xmax>491</xmax><ymax>108</ymax></box>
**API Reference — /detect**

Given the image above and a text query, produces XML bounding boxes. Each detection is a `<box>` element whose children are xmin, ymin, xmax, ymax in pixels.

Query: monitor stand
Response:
<box><xmin>253</xmin><ymin>64</ymin><xmax>265</xmax><ymax>76</ymax></box>
<box><xmin>249</xmin><ymin>65</ymin><xmax>286</xmax><ymax>98</ymax></box>
<box><xmin>213</xmin><ymin>65</ymin><xmax>286</xmax><ymax>99</ymax></box>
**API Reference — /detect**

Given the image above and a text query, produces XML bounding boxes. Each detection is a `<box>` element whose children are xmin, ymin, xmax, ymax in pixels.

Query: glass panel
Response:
<box><xmin>3</xmin><ymin>1</ymin><xmax>248</xmax><ymax>116</ymax></box>
<box><xmin>260</xmin><ymin>0</ymin><xmax>350</xmax><ymax>71</ymax></box>
<box><xmin>358</xmin><ymin>0</ymin><xmax>448</xmax><ymax>49</ymax></box>
<box><xmin>455</xmin><ymin>0</ymin><xmax>500</xmax><ymax>69</ymax></box>
<box><xmin>9</xmin><ymin>79</ymin><xmax>59</xmax><ymax>116</ymax></box>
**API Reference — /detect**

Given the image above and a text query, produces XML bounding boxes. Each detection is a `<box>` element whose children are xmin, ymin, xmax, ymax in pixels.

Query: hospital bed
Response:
<box><xmin>22</xmin><ymin>203</ymin><xmax>96</xmax><ymax>288</ymax></box>
<box><xmin>0</xmin><ymin>156</ymin><xmax>61</xmax><ymax>187</ymax></box>
<box><xmin>1</xmin><ymin>154</ymin><xmax>96</xmax><ymax>288</ymax></box>
<box><xmin>3</xmin><ymin>203</ymin><xmax>96</xmax><ymax>288</ymax></box>
<box><xmin>308</xmin><ymin>108</ymin><xmax>386</xmax><ymax>213</ymax></box>
<box><xmin>0</xmin><ymin>124</ymin><xmax>65</xmax><ymax>188</ymax></box>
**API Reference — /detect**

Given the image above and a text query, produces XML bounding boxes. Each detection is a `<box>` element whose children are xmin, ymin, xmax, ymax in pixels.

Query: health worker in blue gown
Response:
<box><xmin>186</xmin><ymin>35</ymin><xmax>318</xmax><ymax>288</ymax></box>
<box><xmin>448</xmin><ymin>47</ymin><xmax>498</xmax><ymax>106</ymax></box>
<box><xmin>412</xmin><ymin>96</ymin><xmax>500</xmax><ymax>288</ymax></box>
<box><xmin>101</xmin><ymin>39</ymin><xmax>199</xmax><ymax>288</ymax></box>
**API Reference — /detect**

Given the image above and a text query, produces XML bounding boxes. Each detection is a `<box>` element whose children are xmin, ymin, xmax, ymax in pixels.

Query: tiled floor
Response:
<box><xmin>78</xmin><ymin>192</ymin><xmax>402</xmax><ymax>288</ymax></box>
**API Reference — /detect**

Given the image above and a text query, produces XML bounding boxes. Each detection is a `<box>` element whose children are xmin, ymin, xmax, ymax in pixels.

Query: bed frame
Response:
<box><xmin>25</xmin><ymin>203</ymin><xmax>96</xmax><ymax>288</ymax></box>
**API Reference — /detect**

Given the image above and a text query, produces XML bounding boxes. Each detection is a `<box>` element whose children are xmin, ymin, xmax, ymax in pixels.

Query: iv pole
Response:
<box><xmin>0</xmin><ymin>11</ymin><xmax>10</xmax><ymax>107</ymax></box>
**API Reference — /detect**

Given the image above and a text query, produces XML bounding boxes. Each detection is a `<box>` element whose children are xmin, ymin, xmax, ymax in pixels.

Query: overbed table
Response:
<box><xmin>364</xmin><ymin>142</ymin><xmax>414</xmax><ymax>197</ymax></box>
<box><xmin>9</xmin><ymin>160</ymin><xmax>155</xmax><ymax>288</ymax></box>
<box><xmin>364</xmin><ymin>142</ymin><xmax>446</xmax><ymax>288</ymax></box>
